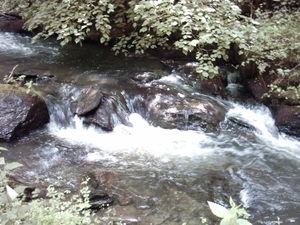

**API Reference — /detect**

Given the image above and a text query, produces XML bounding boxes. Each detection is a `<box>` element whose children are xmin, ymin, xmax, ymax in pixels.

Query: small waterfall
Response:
<box><xmin>226</xmin><ymin>103</ymin><xmax>279</xmax><ymax>138</ymax></box>
<box><xmin>219</xmin><ymin>64</ymin><xmax>244</xmax><ymax>97</ymax></box>
<box><xmin>3</xmin><ymin>31</ymin><xmax>300</xmax><ymax>225</ymax></box>
<box><xmin>226</xmin><ymin>103</ymin><xmax>300</xmax><ymax>154</ymax></box>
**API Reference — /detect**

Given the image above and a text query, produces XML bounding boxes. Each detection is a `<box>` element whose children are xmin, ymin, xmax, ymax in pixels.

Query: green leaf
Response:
<box><xmin>14</xmin><ymin>185</ymin><xmax>28</xmax><ymax>194</ymax></box>
<box><xmin>140</xmin><ymin>27</ymin><xmax>148</xmax><ymax>33</ymax></box>
<box><xmin>207</xmin><ymin>201</ymin><xmax>228</xmax><ymax>218</ymax></box>
<box><xmin>0</xmin><ymin>146</ymin><xmax>8</xmax><ymax>151</ymax></box>
<box><xmin>0</xmin><ymin>170</ymin><xmax>5</xmax><ymax>178</ymax></box>
<box><xmin>5</xmin><ymin>162</ymin><xmax>24</xmax><ymax>171</ymax></box>
<box><xmin>171</xmin><ymin>21</ymin><xmax>178</xmax><ymax>26</ymax></box>
<box><xmin>190</xmin><ymin>39</ymin><xmax>199</xmax><ymax>47</ymax></box>
<box><xmin>236</xmin><ymin>218</ymin><xmax>253</xmax><ymax>225</ymax></box>
<box><xmin>6</xmin><ymin>185</ymin><xmax>18</xmax><ymax>201</ymax></box>
<box><xmin>0</xmin><ymin>192</ymin><xmax>10</xmax><ymax>204</ymax></box>
<box><xmin>100</xmin><ymin>37</ymin><xmax>106</xmax><ymax>43</ymax></box>
<box><xmin>202</xmin><ymin>71</ymin><xmax>209</xmax><ymax>78</ymax></box>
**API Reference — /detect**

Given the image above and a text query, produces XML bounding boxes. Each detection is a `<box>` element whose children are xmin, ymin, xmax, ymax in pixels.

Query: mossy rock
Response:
<box><xmin>0</xmin><ymin>84</ymin><xmax>49</xmax><ymax>141</ymax></box>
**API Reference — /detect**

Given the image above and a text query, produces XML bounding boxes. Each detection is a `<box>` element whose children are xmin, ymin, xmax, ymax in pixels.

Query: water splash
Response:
<box><xmin>0</xmin><ymin>32</ymin><xmax>59</xmax><ymax>57</ymax></box>
<box><xmin>226</xmin><ymin>103</ymin><xmax>300</xmax><ymax>157</ymax></box>
<box><xmin>227</xmin><ymin>104</ymin><xmax>278</xmax><ymax>138</ymax></box>
<box><xmin>49</xmin><ymin>113</ymin><xmax>212</xmax><ymax>159</ymax></box>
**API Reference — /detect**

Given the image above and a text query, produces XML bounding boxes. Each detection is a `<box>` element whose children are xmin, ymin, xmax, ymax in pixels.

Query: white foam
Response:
<box><xmin>226</xmin><ymin>104</ymin><xmax>300</xmax><ymax>157</ymax></box>
<box><xmin>49</xmin><ymin>113</ymin><xmax>212</xmax><ymax>159</ymax></box>
<box><xmin>0</xmin><ymin>32</ymin><xmax>59</xmax><ymax>56</ymax></box>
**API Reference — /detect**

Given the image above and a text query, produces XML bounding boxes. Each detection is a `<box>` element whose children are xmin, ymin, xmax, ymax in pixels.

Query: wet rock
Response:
<box><xmin>227</xmin><ymin>116</ymin><xmax>256</xmax><ymax>131</ymax></box>
<box><xmin>70</xmin><ymin>85</ymin><xmax>103</xmax><ymax>116</ymax></box>
<box><xmin>146</xmin><ymin>93</ymin><xmax>226</xmax><ymax>132</ymax></box>
<box><xmin>23</xmin><ymin>187</ymin><xmax>48</xmax><ymax>201</ymax></box>
<box><xmin>131</xmin><ymin>72</ymin><xmax>162</xmax><ymax>83</ymax></box>
<box><xmin>197</xmin><ymin>77</ymin><xmax>226</xmax><ymax>97</ymax></box>
<box><xmin>0</xmin><ymin>12</ymin><xmax>24</xmax><ymax>33</ymax></box>
<box><xmin>88</xmin><ymin>189</ymin><xmax>114</xmax><ymax>211</ymax></box>
<box><xmin>94</xmin><ymin>169</ymin><xmax>118</xmax><ymax>190</ymax></box>
<box><xmin>269</xmin><ymin>105</ymin><xmax>300</xmax><ymax>138</ymax></box>
<box><xmin>245</xmin><ymin>77</ymin><xmax>268</xmax><ymax>102</ymax></box>
<box><xmin>0</xmin><ymin>84</ymin><xmax>49</xmax><ymax>141</ymax></box>
<box><xmin>117</xmin><ymin>194</ymin><xmax>133</xmax><ymax>206</ymax></box>
<box><xmin>83</xmin><ymin>93</ymin><xmax>131</xmax><ymax>131</ymax></box>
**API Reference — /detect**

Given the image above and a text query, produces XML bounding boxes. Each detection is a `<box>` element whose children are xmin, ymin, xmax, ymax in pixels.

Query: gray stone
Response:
<box><xmin>70</xmin><ymin>85</ymin><xmax>103</xmax><ymax>116</ymax></box>
<box><xmin>0</xmin><ymin>84</ymin><xmax>49</xmax><ymax>141</ymax></box>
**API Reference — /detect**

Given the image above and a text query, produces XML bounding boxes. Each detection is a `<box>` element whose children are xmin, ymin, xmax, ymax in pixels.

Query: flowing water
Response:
<box><xmin>1</xmin><ymin>32</ymin><xmax>300</xmax><ymax>224</ymax></box>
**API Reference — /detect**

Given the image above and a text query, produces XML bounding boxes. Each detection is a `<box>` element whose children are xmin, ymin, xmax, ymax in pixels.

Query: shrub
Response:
<box><xmin>1</xmin><ymin>0</ymin><xmax>300</xmax><ymax>81</ymax></box>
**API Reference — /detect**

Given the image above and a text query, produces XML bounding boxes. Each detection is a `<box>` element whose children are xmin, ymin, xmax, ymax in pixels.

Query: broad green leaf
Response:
<box><xmin>0</xmin><ymin>170</ymin><xmax>5</xmax><ymax>178</ymax></box>
<box><xmin>171</xmin><ymin>21</ymin><xmax>178</xmax><ymax>26</ymax></box>
<box><xmin>6</xmin><ymin>185</ymin><xmax>18</xmax><ymax>201</ymax></box>
<box><xmin>0</xmin><ymin>192</ymin><xmax>10</xmax><ymax>204</ymax></box>
<box><xmin>100</xmin><ymin>37</ymin><xmax>106</xmax><ymax>43</ymax></box>
<box><xmin>220</xmin><ymin>218</ymin><xmax>230</xmax><ymax>225</ymax></box>
<box><xmin>207</xmin><ymin>201</ymin><xmax>228</xmax><ymax>218</ymax></box>
<box><xmin>202</xmin><ymin>71</ymin><xmax>209</xmax><ymax>78</ymax></box>
<box><xmin>140</xmin><ymin>27</ymin><xmax>147</xmax><ymax>33</ymax></box>
<box><xmin>190</xmin><ymin>39</ymin><xmax>199</xmax><ymax>47</ymax></box>
<box><xmin>14</xmin><ymin>185</ymin><xmax>28</xmax><ymax>194</ymax></box>
<box><xmin>0</xmin><ymin>157</ymin><xmax>5</xmax><ymax>165</ymax></box>
<box><xmin>5</xmin><ymin>162</ymin><xmax>24</xmax><ymax>171</ymax></box>
<box><xmin>0</xmin><ymin>146</ymin><xmax>8</xmax><ymax>151</ymax></box>
<box><xmin>236</xmin><ymin>218</ymin><xmax>253</xmax><ymax>225</ymax></box>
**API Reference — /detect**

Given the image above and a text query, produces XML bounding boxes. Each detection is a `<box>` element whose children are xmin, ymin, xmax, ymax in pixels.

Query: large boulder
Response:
<box><xmin>145</xmin><ymin>91</ymin><xmax>226</xmax><ymax>132</ymax></box>
<box><xmin>269</xmin><ymin>105</ymin><xmax>300</xmax><ymax>137</ymax></box>
<box><xmin>0</xmin><ymin>12</ymin><xmax>24</xmax><ymax>33</ymax></box>
<box><xmin>0</xmin><ymin>84</ymin><xmax>49</xmax><ymax>141</ymax></box>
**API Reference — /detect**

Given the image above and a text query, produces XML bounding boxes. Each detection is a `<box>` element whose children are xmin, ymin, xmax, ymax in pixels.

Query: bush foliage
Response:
<box><xmin>1</xmin><ymin>0</ymin><xmax>300</xmax><ymax>80</ymax></box>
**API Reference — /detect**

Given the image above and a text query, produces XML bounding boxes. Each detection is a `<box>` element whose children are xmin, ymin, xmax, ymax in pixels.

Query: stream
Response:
<box><xmin>1</xmin><ymin>32</ymin><xmax>300</xmax><ymax>225</ymax></box>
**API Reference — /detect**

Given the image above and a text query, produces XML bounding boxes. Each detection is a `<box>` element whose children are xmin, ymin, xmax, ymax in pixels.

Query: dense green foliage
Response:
<box><xmin>247</xmin><ymin>2</ymin><xmax>300</xmax><ymax>77</ymax></box>
<box><xmin>1</xmin><ymin>0</ymin><xmax>300</xmax><ymax>80</ymax></box>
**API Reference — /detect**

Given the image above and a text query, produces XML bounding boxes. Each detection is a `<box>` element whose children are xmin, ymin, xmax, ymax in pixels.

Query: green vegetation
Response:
<box><xmin>2</xmin><ymin>147</ymin><xmax>253</xmax><ymax>225</ymax></box>
<box><xmin>1</xmin><ymin>0</ymin><xmax>300</xmax><ymax>81</ymax></box>
<box><xmin>208</xmin><ymin>197</ymin><xmax>252</xmax><ymax>225</ymax></box>
<box><xmin>0</xmin><ymin>147</ymin><xmax>126</xmax><ymax>225</ymax></box>
<box><xmin>3</xmin><ymin>65</ymin><xmax>38</xmax><ymax>94</ymax></box>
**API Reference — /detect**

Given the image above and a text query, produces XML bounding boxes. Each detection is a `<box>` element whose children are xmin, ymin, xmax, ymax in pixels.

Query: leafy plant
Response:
<box><xmin>208</xmin><ymin>197</ymin><xmax>252</xmax><ymax>225</ymax></box>
<box><xmin>22</xmin><ymin>0</ymin><xmax>114</xmax><ymax>46</ymax></box>
<box><xmin>244</xmin><ymin>1</ymin><xmax>300</xmax><ymax>77</ymax></box>
<box><xmin>1</xmin><ymin>147</ymin><xmax>125</xmax><ymax>225</ymax></box>
<box><xmin>112</xmin><ymin>0</ymin><xmax>257</xmax><ymax>79</ymax></box>
<box><xmin>0</xmin><ymin>146</ymin><xmax>29</xmax><ymax>225</ymax></box>
<box><xmin>25</xmin><ymin>179</ymin><xmax>101</xmax><ymax>225</ymax></box>
<box><xmin>3</xmin><ymin>65</ymin><xmax>38</xmax><ymax>94</ymax></box>
<box><xmin>2</xmin><ymin>0</ymin><xmax>300</xmax><ymax>81</ymax></box>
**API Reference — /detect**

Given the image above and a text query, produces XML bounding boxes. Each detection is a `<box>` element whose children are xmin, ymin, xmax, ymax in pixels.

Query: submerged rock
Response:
<box><xmin>88</xmin><ymin>189</ymin><xmax>114</xmax><ymax>211</ymax></box>
<box><xmin>94</xmin><ymin>169</ymin><xmax>118</xmax><ymax>190</ymax></box>
<box><xmin>0</xmin><ymin>84</ymin><xmax>49</xmax><ymax>141</ymax></box>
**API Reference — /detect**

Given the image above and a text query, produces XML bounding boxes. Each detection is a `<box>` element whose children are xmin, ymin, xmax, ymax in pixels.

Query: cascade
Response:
<box><xmin>1</xmin><ymin>31</ymin><xmax>300</xmax><ymax>224</ymax></box>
